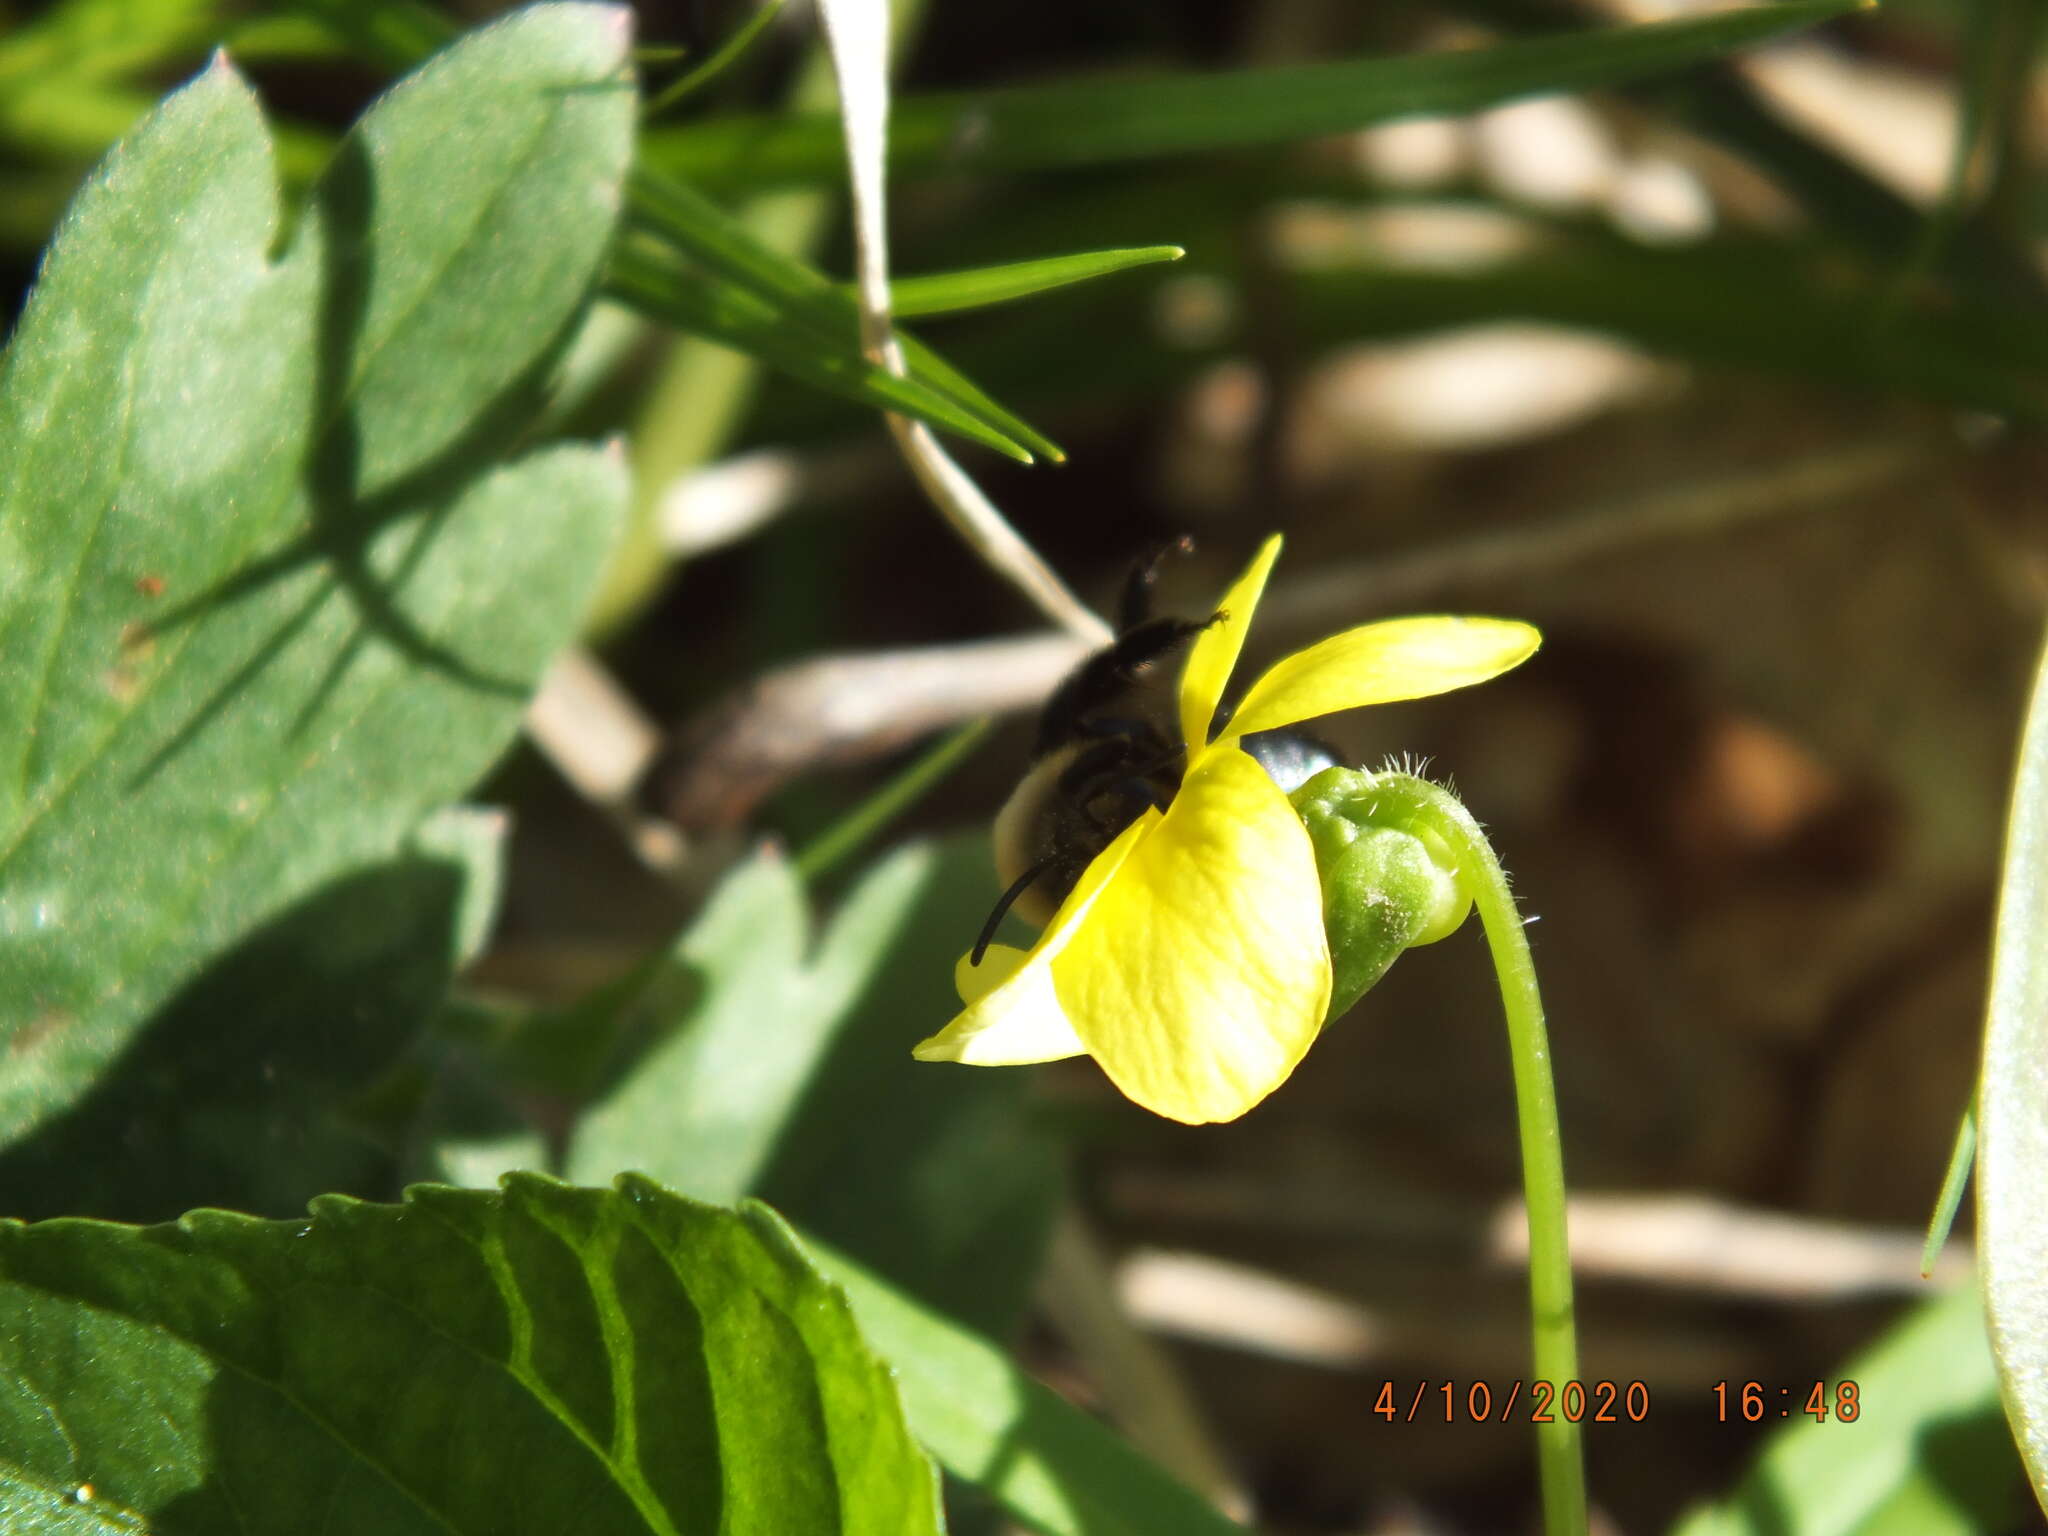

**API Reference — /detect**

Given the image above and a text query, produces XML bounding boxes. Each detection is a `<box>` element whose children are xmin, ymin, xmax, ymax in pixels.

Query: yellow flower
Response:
<box><xmin>913</xmin><ymin>535</ymin><xmax>1540</xmax><ymax>1124</ymax></box>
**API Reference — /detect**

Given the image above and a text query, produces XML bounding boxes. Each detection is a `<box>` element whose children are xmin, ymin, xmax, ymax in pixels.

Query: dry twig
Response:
<box><xmin>645</xmin><ymin>631</ymin><xmax>1089</xmax><ymax>833</ymax></box>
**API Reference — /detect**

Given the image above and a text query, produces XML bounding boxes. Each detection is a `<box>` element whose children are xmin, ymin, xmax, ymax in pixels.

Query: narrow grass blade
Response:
<box><xmin>626</xmin><ymin>163</ymin><xmax>1062</xmax><ymax>460</ymax></box>
<box><xmin>794</xmin><ymin>719</ymin><xmax>992</xmax><ymax>880</ymax></box>
<box><xmin>1922</xmin><ymin>1101</ymin><xmax>1976</xmax><ymax>1278</ymax></box>
<box><xmin>813</xmin><ymin>0</ymin><xmax>1104</xmax><ymax>637</ymax></box>
<box><xmin>645</xmin><ymin>0</ymin><xmax>788</xmax><ymax>118</ymax></box>
<box><xmin>878</xmin><ymin>246</ymin><xmax>1185</xmax><ymax>317</ymax></box>
<box><xmin>283</xmin><ymin>0</ymin><xmax>1063</xmax><ymax>462</ymax></box>
<box><xmin>606</xmin><ymin>245</ymin><xmax>1035</xmax><ymax>461</ymax></box>
<box><xmin>1287</xmin><ymin>233</ymin><xmax>2048</xmax><ymax>422</ymax></box>
<box><xmin>650</xmin><ymin>0</ymin><xmax>1869</xmax><ymax>187</ymax></box>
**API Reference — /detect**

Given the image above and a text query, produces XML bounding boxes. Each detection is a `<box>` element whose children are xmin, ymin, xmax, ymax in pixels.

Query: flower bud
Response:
<box><xmin>1291</xmin><ymin>766</ymin><xmax>1472</xmax><ymax>1023</ymax></box>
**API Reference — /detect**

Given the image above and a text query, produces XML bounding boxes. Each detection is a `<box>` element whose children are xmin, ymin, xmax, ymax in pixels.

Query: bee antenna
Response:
<box><xmin>972</xmin><ymin>858</ymin><xmax>1056</xmax><ymax>966</ymax></box>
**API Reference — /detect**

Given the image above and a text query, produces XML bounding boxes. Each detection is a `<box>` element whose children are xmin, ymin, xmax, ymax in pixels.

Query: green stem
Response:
<box><xmin>1364</xmin><ymin>774</ymin><xmax>1586</xmax><ymax>1536</ymax></box>
<box><xmin>792</xmin><ymin>717</ymin><xmax>991</xmax><ymax>882</ymax></box>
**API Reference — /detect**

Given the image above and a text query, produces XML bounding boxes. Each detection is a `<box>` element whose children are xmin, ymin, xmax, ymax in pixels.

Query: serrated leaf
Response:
<box><xmin>0</xmin><ymin>7</ymin><xmax>635</xmax><ymax>1147</ymax></box>
<box><xmin>409</xmin><ymin>835</ymin><xmax>1203</xmax><ymax>1528</ymax></box>
<box><xmin>1672</xmin><ymin>1282</ymin><xmax>2030</xmax><ymax>1536</ymax></box>
<box><xmin>1981</xmin><ymin>626</ymin><xmax>2048</xmax><ymax>1518</ymax></box>
<box><xmin>0</xmin><ymin>1174</ymin><xmax>944</xmax><ymax>1535</ymax></box>
<box><xmin>649</xmin><ymin>0</ymin><xmax>1867</xmax><ymax>188</ymax></box>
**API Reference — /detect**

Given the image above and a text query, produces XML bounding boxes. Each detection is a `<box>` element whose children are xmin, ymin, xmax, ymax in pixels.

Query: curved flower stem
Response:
<box><xmin>1366</xmin><ymin>774</ymin><xmax>1586</xmax><ymax>1536</ymax></box>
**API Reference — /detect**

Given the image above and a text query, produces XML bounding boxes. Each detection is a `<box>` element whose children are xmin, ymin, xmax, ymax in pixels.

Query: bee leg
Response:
<box><xmin>1073</xmin><ymin>714</ymin><xmax>1163</xmax><ymax>744</ymax></box>
<box><xmin>1057</xmin><ymin>737</ymin><xmax>1142</xmax><ymax>796</ymax></box>
<box><xmin>1058</xmin><ymin>743</ymin><xmax>1147</xmax><ymax>833</ymax></box>
<box><xmin>1103</xmin><ymin>776</ymin><xmax>1175</xmax><ymax>814</ymax></box>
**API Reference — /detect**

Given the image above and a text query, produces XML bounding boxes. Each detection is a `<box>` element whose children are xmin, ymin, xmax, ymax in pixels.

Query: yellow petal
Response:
<box><xmin>1053</xmin><ymin>746</ymin><xmax>1330</xmax><ymax>1123</ymax></box>
<box><xmin>1178</xmin><ymin>533</ymin><xmax>1282</xmax><ymax>753</ymax></box>
<box><xmin>914</xmin><ymin>811</ymin><xmax>1156</xmax><ymax>1067</ymax></box>
<box><xmin>1219</xmin><ymin>616</ymin><xmax>1540</xmax><ymax>742</ymax></box>
<box><xmin>918</xmin><ymin>943</ymin><xmax>1086</xmax><ymax>1064</ymax></box>
<box><xmin>956</xmin><ymin>943</ymin><xmax>1029</xmax><ymax>1005</ymax></box>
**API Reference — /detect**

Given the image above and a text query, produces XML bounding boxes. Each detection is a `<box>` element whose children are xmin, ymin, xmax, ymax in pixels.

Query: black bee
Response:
<box><xmin>974</xmin><ymin>540</ymin><xmax>1340</xmax><ymax>964</ymax></box>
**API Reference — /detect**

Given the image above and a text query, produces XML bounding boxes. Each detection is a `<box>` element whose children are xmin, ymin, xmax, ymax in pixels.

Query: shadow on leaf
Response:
<box><xmin>129</xmin><ymin>132</ymin><xmax>593</xmax><ymax>788</ymax></box>
<box><xmin>0</xmin><ymin>845</ymin><xmax>478</xmax><ymax>1224</ymax></box>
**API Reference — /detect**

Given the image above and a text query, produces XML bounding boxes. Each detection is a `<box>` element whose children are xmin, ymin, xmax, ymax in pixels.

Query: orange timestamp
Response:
<box><xmin>1713</xmin><ymin>1380</ymin><xmax>1862</xmax><ymax>1423</ymax></box>
<box><xmin>1371</xmin><ymin>1380</ymin><xmax>1652</xmax><ymax>1423</ymax></box>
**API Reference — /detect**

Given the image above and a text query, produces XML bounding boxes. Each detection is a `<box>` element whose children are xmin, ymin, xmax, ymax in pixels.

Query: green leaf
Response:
<box><xmin>1672</xmin><ymin>1282</ymin><xmax>2030</xmax><ymax>1535</ymax></box>
<box><xmin>1980</xmin><ymin>624</ymin><xmax>2048</xmax><ymax>1517</ymax></box>
<box><xmin>0</xmin><ymin>0</ymin><xmax>214</xmax><ymax>86</ymax></box>
<box><xmin>818</xmin><ymin>1238</ymin><xmax>1245</xmax><ymax>1536</ymax></box>
<box><xmin>1922</xmin><ymin>1101</ymin><xmax>1976</xmax><ymax>1277</ymax></box>
<box><xmin>794</xmin><ymin>720</ymin><xmax>991</xmax><ymax>878</ymax></box>
<box><xmin>649</xmin><ymin>0</ymin><xmax>1867</xmax><ymax>188</ymax></box>
<box><xmin>278</xmin><ymin>0</ymin><xmax>1061</xmax><ymax>461</ymax></box>
<box><xmin>619</xmin><ymin>166</ymin><xmax>1063</xmax><ymax>462</ymax></box>
<box><xmin>286</xmin><ymin>0</ymin><xmax>457</xmax><ymax>74</ymax></box>
<box><xmin>0</xmin><ymin>808</ymin><xmax>504</xmax><ymax>1223</ymax></box>
<box><xmin>608</xmin><ymin>244</ymin><xmax>1042</xmax><ymax>463</ymax></box>
<box><xmin>0</xmin><ymin>1174</ymin><xmax>944</xmax><ymax>1535</ymax></box>
<box><xmin>876</xmin><ymin>246</ymin><xmax>1185</xmax><ymax>318</ymax></box>
<box><xmin>750</xmin><ymin>837</ymin><xmax>1064</xmax><ymax>1336</ymax></box>
<box><xmin>565</xmin><ymin>850</ymin><xmax>912</xmax><ymax>1204</ymax></box>
<box><xmin>0</xmin><ymin>7</ymin><xmax>634</xmax><ymax>1147</ymax></box>
<box><xmin>562</xmin><ymin>840</ymin><xmax>1063</xmax><ymax>1336</ymax></box>
<box><xmin>643</xmin><ymin>0</ymin><xmax>789</xmax><ymax>117</ymax></box>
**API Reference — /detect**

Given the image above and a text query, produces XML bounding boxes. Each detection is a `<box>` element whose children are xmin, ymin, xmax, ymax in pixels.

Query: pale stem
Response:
<box><xmin>1364</xmin><ymin>774</ymin><xmax>1587</xmax><ymax>1536</ymax></box>
<box><xmin>815</xmin><ymin>0</ymin><xmax>1112</xmax><ymax>649</ymax></box>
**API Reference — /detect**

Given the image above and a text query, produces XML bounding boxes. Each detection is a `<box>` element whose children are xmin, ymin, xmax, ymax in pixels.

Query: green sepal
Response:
<box><xmin>1292</xmin><ymin>766</ymin><xmax>1472</xmax><ymax>1023</ymax></box>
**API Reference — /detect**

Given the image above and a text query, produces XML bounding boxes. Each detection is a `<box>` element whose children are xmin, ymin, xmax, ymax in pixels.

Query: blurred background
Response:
<box><xmin>7</xmin><ymin>0</ymin><xmax>2047</xmax><ymax>1528</ymax></box>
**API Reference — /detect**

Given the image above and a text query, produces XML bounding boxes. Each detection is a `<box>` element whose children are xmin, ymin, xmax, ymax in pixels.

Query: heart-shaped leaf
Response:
<box><xmin>556</xmin><ymin>841</ymin><xmax>1064</xmax><ymax>1337</ymax></box>
<box><xmin>0</xmin><ymin>5</ymin><xmax>634</xmax><ymax>1150</ymax></box>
